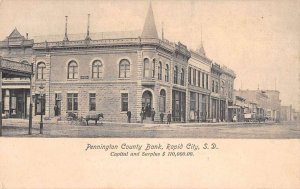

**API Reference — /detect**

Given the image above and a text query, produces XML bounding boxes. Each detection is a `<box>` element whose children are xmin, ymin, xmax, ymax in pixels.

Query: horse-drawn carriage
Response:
<box><xmin>67</xmin><ymin>111</ymin><xmax>104</xmax><ymax>126</ymax></box>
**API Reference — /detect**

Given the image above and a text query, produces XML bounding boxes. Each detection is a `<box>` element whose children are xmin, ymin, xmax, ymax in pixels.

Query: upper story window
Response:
<box><xmin>212</xmin><ymin>80</ymin><xmax>215</xmax><ymax>92</ymax></box>
<box><xmin>152</xmin><ymin>59</ymin><xmax>156</xmax><ymax>78</ymax></box>
<box><xmin>143</xmin><ymin>58</ymin><xmax>151</xmax><ymax>78</ymax></box>
<box><xmin>198</xmin><ymin>71</ymin><xmax>201</xmax><ymax>87</ymax></box>
<box><xmin>174</xmin><ymin>66</ymin><xmax>178</xmax><ymax>84</ymax></box>
<box><xmin>37</xmin><ymin>62</ymin><xmax>46</xmax><ymax>80</ymax></box>
<box><xmin>206</xmin><ymin>74</ymin><xmax>209</xmax><ymax>89</ymax></box>
<box><xmin>165</xmin><ymin>64</ymin><xmax>169</xmax><ymax>82</ymax></box>
<box><xmin>158</xmin><ymin>61</ymin><xmax>162</xmax><ymax>80</ymax></box>
<box><xmin>216</xmin><ymin>82</ymin><xmax>219</xmax><ymax>93</ymax></box>
<box><xmin>193</xmin><ymin>69</ymin><xmax>196</xmax><ymax>85</ymax></box>
<box><xmin>92</xmin><ymin>60</ymin><xmax>103</xmax><ymax>79</ymax></box>
<box><xmin>188</xmin><ymin>67</ymin><xmax>192</xmax><ymax>84</ymax></box>
<box><xmin>68</xmin><ymin>61</ymin><xmax>78</xmax><ymax>79</ymax></box>
<box><xmin>119</xmin><ymin>59</ymin><xmax>130</xmax><ymax>78</ymax></box>
<box><xmin>202</xmin><ymin>72</ymin><xmax>205</xmax><ymax>88</ymax></box>
<box><xmin>180</xmin><ymin>68</ymin><xmax>185</xmax><ymax>86</ymax></box>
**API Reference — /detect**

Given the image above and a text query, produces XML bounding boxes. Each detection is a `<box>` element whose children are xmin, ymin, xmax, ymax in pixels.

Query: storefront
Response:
<box><xmin>172</xmin><ymin>90</ymin><xmax>186</xmax><ymax>122</ymax></box>
<box><xmin>2</xmin><ymin>89</ymin><xmax>30</xmax><ymax>118</ymax></box>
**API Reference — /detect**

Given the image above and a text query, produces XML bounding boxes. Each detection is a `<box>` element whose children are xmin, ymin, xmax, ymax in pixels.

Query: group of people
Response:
<box><xmin>126</xmin><ymin>105</ymin><xmax>172</xmax><ymax>124</ymax></box>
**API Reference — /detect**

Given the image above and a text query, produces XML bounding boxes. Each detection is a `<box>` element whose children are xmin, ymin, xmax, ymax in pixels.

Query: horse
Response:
<box><xmin>85</xmin><ymin>112</ymin><xmax>104</xmax><ymax>126</ymax></box>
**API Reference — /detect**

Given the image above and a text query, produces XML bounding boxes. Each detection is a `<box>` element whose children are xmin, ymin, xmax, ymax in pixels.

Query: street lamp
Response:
<box><xmin>39</xmin><ymin>84</ymin><xmax>44</xmax><ymax>134</ymax></box>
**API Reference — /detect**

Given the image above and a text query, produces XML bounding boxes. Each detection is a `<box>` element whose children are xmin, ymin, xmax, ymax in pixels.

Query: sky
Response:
<box><xmin>0</xmin><ymin>0</ymin><xmax>299</xmax><ymax>110</ymax></box>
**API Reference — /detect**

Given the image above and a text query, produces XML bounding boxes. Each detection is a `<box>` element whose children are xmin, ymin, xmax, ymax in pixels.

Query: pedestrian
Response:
<box><xmin>160</xmin><ymin>112</ymin><xmax>164</xmax><ymax>123</ymax></box>
<box><xmin>196</xmin><ymin>109</ymin><xmax>200</xmax><ymax>122</ymax></box>
<box><xmin>151</xmin><ymin>108</ymin><xmax>155</xmax><ymax>121</ymax></box>
<box><xmin>54</xmin><ymin>104</ymin><xmax>58</xmax><ymax>116</ymax></box>
<box><xmin>140</xmin><ymin>110</ymin><xmax>144</xmax><ymax>123</ymax></box>
<box><xmin>142</xmin><ymin>107</ymin><xmax>145</xmax><ymax>120</ymax></box>
<box><xmin>127</xmin><ymin>110</ymin><xmax>131</xmax><ymax>123</ymax></box>
<box><xmin>167</xmin><ymin>111</ymin><xmax>171</xmax><ymax>124</ymax></box>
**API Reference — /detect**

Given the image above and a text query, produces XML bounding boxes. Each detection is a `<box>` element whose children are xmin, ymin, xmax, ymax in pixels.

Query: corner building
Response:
<box><xmin>0</xmin><ymin>3</ymin><xmax>192</xmax><ymax>123</ymax></box>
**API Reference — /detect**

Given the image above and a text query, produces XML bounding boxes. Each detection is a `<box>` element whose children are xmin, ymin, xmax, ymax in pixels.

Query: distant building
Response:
<box><xmin>265</xmin><ymin>90</ymin><xmax>281</xmax><ymax>121</ymax></box>
<box><xmin>234</xmin><ymin>89</ymin><xmax>269</xmax><ymax>119</ymax></box>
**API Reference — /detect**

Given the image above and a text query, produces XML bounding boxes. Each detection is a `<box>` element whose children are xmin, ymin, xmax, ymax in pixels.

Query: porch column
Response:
<box><xmin>28</xmin><ymin>64</ymin><xmax>33</xmax><ymax>135</ymax></box>
<box><xmin>0</xmin><ymin>57</ymin><xmax>2</xmax><ymax>136</ymax></box>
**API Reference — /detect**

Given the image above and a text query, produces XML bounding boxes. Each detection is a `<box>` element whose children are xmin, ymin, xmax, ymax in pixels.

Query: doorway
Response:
<box><xmin>142</xmin><ymin>90</ymin><xmax>152</xmax><ymax>117</ymax></box>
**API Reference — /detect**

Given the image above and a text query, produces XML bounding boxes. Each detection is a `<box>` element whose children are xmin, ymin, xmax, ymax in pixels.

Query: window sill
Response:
<box><xmin>118</xmin><ymin>78</ymin><xmax>130</xmax><ymax>80</ymax></box>
<box><xmin>36</xmin><ymin>79</ymin><xmax>46</xmax><ymax>82</ymax></box>
<box><xmin>67</xmin><ymin>79</ymin><xmax>78</xmax><ymax>81</ymax></box>
<box><xmin>120</xmin><ymin>111</ymin><xmax>128</xmax><ymax>114</ymax></box>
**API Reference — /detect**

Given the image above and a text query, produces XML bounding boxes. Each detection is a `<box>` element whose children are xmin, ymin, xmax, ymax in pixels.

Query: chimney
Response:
<box><xmin>63</xmin><ymin>16</ymin><xmax>69</xmax><ymax>41</ymax></box>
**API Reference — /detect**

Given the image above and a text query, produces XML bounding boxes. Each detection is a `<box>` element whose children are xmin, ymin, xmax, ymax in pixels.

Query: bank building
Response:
<box><xmin>0</xmin><ymin>3</ymin><xmax>235</xmax><ymax>123</ymax></box>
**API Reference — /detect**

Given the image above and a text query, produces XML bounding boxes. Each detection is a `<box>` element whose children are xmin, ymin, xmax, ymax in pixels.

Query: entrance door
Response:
<box><xmin>55</xmin><ymin>93</ymin><xmax>62</xmax><ymax>116</ymax></box>
<box><xmin>16</xmin><ymin>93</ymin><xmax>24</xmax><ymax>118</ymax></box>
<box><xmin>142</xmin><ymin>91</ymin><xmax>152</xmax><ymax>117</ymax></box>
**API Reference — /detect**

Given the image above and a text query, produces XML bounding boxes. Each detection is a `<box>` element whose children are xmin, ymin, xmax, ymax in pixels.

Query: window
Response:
<box><xmin>193</xmin><ymin>69</ymin><xmax>196</xmax><ymax>85</ymax></box>
<box><xmin>119</xmin><ymin>59</ymin><xmax>130</xmax><ymax>78</ymax></box>
<box><xmin>67</xmin><ymin>93</ymin><xmax>78</xmax><ymax>111</ymax></box>
<box><xmin>180</xmin><ymin>68</ymin><xmax>185</xmax><ymax>85</ymax></box>
<box><xmin>121</xmin><ymin>93</ymin><xmax>128</xmax><ymax>111</ymax></box>
<box><xmin>165</xmin><ymin>64</ymin><xmax>169</xmax><ymax>82</ymax></box>
<box><xmin>152</xmin><ymin>59</ymin><xmax>156</xmax><ymax>78</ymax></box>
<box><xmin>202</xmin><ymin>72</ymin><xmax>205</xmax><ymax>88</ymax></box>
<box><xmin>190</xmin><ymin>92</ymin><xmax>196</xmax><ymax>111</ymax></box>
<box><xmin>37</xmin><ymin>62</ymin><xmax>46</xmax><ymax>79</ymax></box>
<box><xmin>206</xmin><ymin>74</ymin><xmax>209</xmax><ymax>89</ymax></box>
<box><xmin>143</xmin><ymin>58</ymin><xmax>151</xmax><ymax>78</ymax></box>
<box><xmin>212</xmin><ymin>80</ymin><xmax>215</xmax><ymax>92</ymax></box>
<box><xmin>68</xmin><ymin>61</ymin><xmax>78</xmax><ymax>79</ymax></box>
<box><xmin>35</xmin><ymin>94</ymin><xmax>45</xmax><ymax>115</ymax></box>
<box><xmin>89</xmin><ymin>93</ymin><xmax>96</xmax><ymax>111</ymax></box>
<box><xmin>158</xmin><ymin>61</ymin><xmax>162</xmax><ymax>80</ymax></box>
<box><xmin>159</xmin><ymin>89</ymin><xmax>166</xmax><ymax>112</ymax></box>
<box><xmin>92</xmin><ymin>60</ymin><xmax>103</xmax><ymax>79</ymax></box>
<box><xmin>216</xmin><ymin>82</ymin><xmax>219</xmax><ymax>93</ymax></box>
<box><xmin>198</xmin><ymin>71</ymin><xmax>201</xmax><ymax>87</ymax></box>
<box><xmin>188</xmin><ymin>67</ymin><xmax>192</xmax><ymax>84</ymax></box>
<box><xmin>174</xmin><ymin>66</ymin><xmax>178</xmax><ymax>84</ymax></box>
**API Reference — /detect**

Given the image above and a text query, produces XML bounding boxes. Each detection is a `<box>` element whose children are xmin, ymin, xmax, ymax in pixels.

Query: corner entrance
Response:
<box><xmin>142</xmin><ymin>90</ymin><xmax>152</xmax><ymax>118</ymax></box>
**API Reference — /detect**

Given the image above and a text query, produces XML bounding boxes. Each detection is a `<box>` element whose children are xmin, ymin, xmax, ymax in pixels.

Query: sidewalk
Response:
<box><xmin>2</xmin><ymin>118</ymin><xmax>276</xmax><ymax>128</ymax></box>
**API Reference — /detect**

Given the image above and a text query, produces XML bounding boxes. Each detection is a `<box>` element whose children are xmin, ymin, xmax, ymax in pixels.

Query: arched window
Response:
<box><xmin>159</xmin><ymin>89</ymin><xmax>166</xmax><ymax>112</ymax></box>
<box><xmin>174</xmin><ymin>66</ymin><xmax>178</xmax><ymax>84</ymax></box>
<box><xmin>37</xmin><ymin>62</ymin><xmax>46</xmax><ymax>79</ymax></box>
<box><xmin>158</xmin><ymin>61</ymin><xmax>162</xmax><ymax>80</ymax></box>
<box><xmin>143</xmin><ymin>58</ymin><xmax>151</xmax><ymax>78</ymax></box>
<box><xmin>68</xmin><ymin>61</ymin><xmax>78</xmax><ymax>79</ymax></box>
<box><xmin>21</xmin><ymin>60</ymin><xmax>29</xmax><ymax>64</ymax></box>
<box><xmin>119</xmin><ymin>59</ymin><xmax>130</xmax><ymax>78</ymax></box>
<box><xmin>165</xmin><ymin>64</ymin><xmax>169</xmax><ymax>82</ymax></box>
<box><xmin>92</xmin><ymin>60</ymin><xmax>103</xmax><ymax>79</ymax></box>
<box><xmin>180</xmin><ymin>68</ymin><xmax>185</xmax><ymax>85</ymax></box>
<box><xmin>152</xmin><ymin>59</ymin><xmax>156</xmax><ymax>78</ymax></box>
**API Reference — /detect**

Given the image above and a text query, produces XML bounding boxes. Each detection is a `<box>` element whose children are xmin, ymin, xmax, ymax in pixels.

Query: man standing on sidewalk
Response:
<box><xmin>167</xmin><ymin>111</ymin><xmax>171</xmax><ymax>124</ymax></box>
<box><xmin>151</xmin><ymin>108</ymin><xmax>155</xmax><ymax>121</ymax></box>
<box><xmin>127</xmin><ymin>110</ymin><xmax>131</xmax><ymax>123</ymax></box>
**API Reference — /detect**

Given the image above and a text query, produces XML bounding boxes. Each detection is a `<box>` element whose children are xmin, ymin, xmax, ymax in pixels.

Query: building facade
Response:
<box><xmin>0</xmin><ymin>3</ymin><xmax>236</xmax><ymax>123</ymax></box>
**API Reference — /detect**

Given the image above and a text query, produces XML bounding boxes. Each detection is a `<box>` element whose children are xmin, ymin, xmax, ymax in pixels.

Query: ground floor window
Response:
<box><xmin>54</xmin><ymin>93</ymin><xmax>61</xmax><ymax>116</ymax></box>
<box><xmin>172</xmin><ymin>90</ymin><xmax>186</xmax><ymax>122</ymax></box>
<box><xmin>67</xmin><ymin>93</ymin><xmax>78</xmax><ymax>111</ymax></box>
<box><xmin>201</xmin><ymin>95</ymin><xmax>207</xmax><ymax>121</ymax></box>
<box><xmin>190</xmin><ymin>92</ymin><xmax>196</xmax><ymax>111</ymax></box>
<box><xmin>89</xmin><ymin>93</ymin><xmax>96</xmax><ymax>111</ymax></box>
<box><xmin>35</xmin><ymin>94</ymin><xmax>45</xmax><ymax>115</ymax></box>
<box><xmin>121</xmin><ymin>93</ymin><xmax>128</xmax><ymax>112</ymax></box>
<box><xmin>159</xmin><ymin>89</ymin><xmax>166</xmax><ymax>112</ymax></box>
